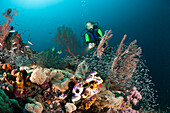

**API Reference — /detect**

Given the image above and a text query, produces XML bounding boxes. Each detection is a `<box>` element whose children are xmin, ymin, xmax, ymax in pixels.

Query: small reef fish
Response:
<box><xmin>12</xmin><ymin>47</ymin><xmax>17</xmax><ymax>50</ymax></box>
<box><xmin>57</xmin><ymin>50</ymin><xmax>62</xmax><ymax>54</ymax></box>
<box><xmin>25</xmin><ymin>45</ymin><xmax>30</xmax><ymax>48</ymax></box>
<box><xmin>52</xmin><ymin>46</ymin><xmax>55</xmax><ymax>51</ymax></box>
<box><xmin>9</xmin><ymin>30</ymin><xmax>15</xmax><ymax>33</ymax></box>
<box><xmin>12</xmin><ymin>42</ymin><xmax>16</xmax><ymax>45</ymax></box>
<box><xmin>20</xmin><ymin>51</ymin><xmax>24</xmax><ymax>53</ymax></box>
<box><xmin>28</xmin><ymin>41</ymin><xmax>33</xmax><ymax>45</ymax></box>
<box><xmin>9</xmin><ymin>50</ymin><xmax>13</xmax><ymax>53</ymax></box>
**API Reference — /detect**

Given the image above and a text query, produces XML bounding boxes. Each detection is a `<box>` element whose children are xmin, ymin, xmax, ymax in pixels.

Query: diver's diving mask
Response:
<box><xmin>86</xmin><ymin>22</ymin><xmax>94</xmax><ymax>31</ymax></box>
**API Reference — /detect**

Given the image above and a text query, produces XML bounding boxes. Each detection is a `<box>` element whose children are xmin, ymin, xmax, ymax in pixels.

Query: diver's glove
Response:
<box><xmin>88</xmin><ymin>43</ymin><xmax>95</xmax><ymax>50</ymax></box>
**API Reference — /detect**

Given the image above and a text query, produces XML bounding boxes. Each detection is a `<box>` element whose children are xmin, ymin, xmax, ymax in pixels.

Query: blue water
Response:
<box><xmin>0</xmin><ymin>0</ymin><xmax>170</xmax><ymax>110</ymax></box>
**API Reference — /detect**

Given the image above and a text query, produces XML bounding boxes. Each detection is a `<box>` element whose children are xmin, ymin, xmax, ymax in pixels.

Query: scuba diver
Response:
<box><xmin>81</xmin><ymin>21</ymin><xmax>103</xmax><ymax>50</ymax></box>
<box><xmin>81</xmin><ymin>21</ymin><xmax>111</xmax><ymax>59</ymax></box>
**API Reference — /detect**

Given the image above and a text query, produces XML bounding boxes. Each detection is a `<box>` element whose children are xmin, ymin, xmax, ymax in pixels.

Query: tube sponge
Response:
<box><xmin>30</xmin><ymin>69</ymin><xmax>47</xmax><ymax>85</ymax></box>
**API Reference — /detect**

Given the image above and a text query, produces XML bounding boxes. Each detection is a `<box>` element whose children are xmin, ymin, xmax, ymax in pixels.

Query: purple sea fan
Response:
<box><xmin>106</xmin><ymin>34</ymin><xmax>142</xmax><ymax>92</ymax></box>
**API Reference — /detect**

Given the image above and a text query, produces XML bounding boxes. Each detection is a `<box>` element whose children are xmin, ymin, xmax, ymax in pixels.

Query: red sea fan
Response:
<box><xmin>0</xmin><ymin>9</ymin><xmax>18</xmax><ymax>48</ymax></box>
<box><xmin>54</xmin><ymin>25</ymin><xmax>84</xmax><ymax>58</ymax></box>
<box><xmin>0</xmin><ymin>21</ymin><xmax>10</xmax><ymax>47</ymax></box>
<box><xmin>13</xmin><ymin>32</ymin><xmax>22</xmax><ymax>45</ymax></box>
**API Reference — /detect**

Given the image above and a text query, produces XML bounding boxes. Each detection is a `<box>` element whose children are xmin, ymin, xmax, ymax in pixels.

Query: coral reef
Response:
<box><xmin>0</xmin><ymin>58</ymin><xmax>158</xmax><ymax>113</ymax></box>
<box><xmin>0</xmin><ymin>9</ymin><xmax>159</xmax><ymax>113</ymax></box>
<box><xmin>53</xmin><ymin>36</ymin><xmax>157</xmax><ymax>112</ymax></box>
